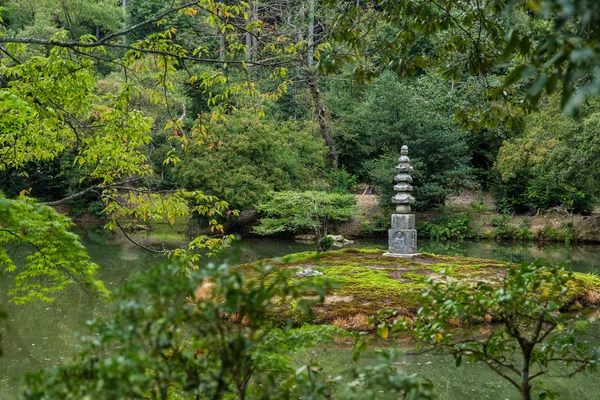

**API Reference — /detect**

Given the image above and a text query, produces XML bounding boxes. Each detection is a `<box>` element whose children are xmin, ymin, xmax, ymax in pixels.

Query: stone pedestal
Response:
<box><xmin>384</xmin><ymin>214</ymin><xmax>420</xmax><ymax>258</ymax></box>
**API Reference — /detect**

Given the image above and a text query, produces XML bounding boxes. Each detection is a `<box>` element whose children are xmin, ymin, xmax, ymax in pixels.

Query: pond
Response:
<box><xmin>2</xmin><ymin>235</ymin><xmax>600</xmax><ymax>399</ymax></box>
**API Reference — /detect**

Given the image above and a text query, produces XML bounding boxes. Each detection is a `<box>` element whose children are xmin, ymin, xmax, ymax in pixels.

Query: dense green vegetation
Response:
<box><xmin>1</xmin><ymin>0</ymin><xmax>600</xmax><ymax>399</ymax></box>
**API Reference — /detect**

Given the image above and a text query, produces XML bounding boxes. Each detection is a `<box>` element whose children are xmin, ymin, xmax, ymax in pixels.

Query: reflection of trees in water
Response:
<box><xmin>420</xmin><ymin>239</ymin><xmax>600</xmax><ymax>274</ymax></box>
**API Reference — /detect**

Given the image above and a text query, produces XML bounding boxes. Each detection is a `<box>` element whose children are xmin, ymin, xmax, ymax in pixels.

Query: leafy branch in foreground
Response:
<box><xmin>374</xmin><ymin>260</ymin><xmax>600</xmax><ymax>400</ymax></box>
<box><xmin>0</xmin><ymin>194</ymin><xmax>109</xmax><ymax>304</ymax></box>
<box><xmin>20</xmin><ymin>261</ymin><xmax>433</xmax><ymax>399</ymax></box>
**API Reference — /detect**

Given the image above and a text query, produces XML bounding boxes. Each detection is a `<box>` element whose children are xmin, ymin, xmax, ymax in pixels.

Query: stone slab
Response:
<box><xmin>391</xmin><ymin>214</ymin><xmax>415</xmax><ymax>230</ymax></box>
<box><xmin>388</xmin><ymin>228</ymin><xmax>418</xmax><ymax>254</ymax></box>
<box><xmin>383</xmin><ymin>252</ymin><xmax>422</xmax><ymax>259</ymax></box>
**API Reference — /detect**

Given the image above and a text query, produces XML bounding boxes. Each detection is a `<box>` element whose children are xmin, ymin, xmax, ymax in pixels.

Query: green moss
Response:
<box><xmin>233</xmin><ymin>248</ymin><xmax>600</xmax><ymax>326</ymax></box>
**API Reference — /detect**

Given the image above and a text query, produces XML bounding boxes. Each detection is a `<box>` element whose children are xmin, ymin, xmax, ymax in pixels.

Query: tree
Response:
<box><xmin>0</xmin><ymin>1</ymin><xmax>253</xmax><ymax>297</ymax></box>
<box><xmin>174</xmin><ymin>108</ymin><xmax>326</xmax><ymax>210</ymax></box>
<box><xmin>0</xmin><ymin>194</ymin><xmax>109</xmax><ymax>303</ymax></box>
<box><xmin>494</xmin><ymin>97</ymin><xmax>600</xmax><ymax>213</ymax></box>
<box><xmin>376</xmin><ymin>260</ymin><xmax>600</xmax><ymax>400</ymax></box>
<box><xmin>329</xmin><ymin>72</ymin><xmax>474</xmax><ymax>210</ymax></box>
<box><xmin>254</xmin><ymin>191</ymin><xmax>356</xmax><ymax>250</ymax></box>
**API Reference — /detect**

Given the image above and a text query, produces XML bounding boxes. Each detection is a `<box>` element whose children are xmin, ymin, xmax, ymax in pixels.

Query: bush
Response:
<box><xmin>254</xmin><ymin>191</ymin><xmax>356</xmax><ymax>250</ymax></box>
<box><xmin>420</xmin><ymin>212</ymin><xmax>475</xmax><ymax>241</ymax></box>
<box><xmin>324</xmin><ymin>167</ymin><xmax>357</xmax><ymax>194</ymax></box>
<box><xmin>175</xmin><ymin>108</ymin><xmax>326</xmax><ymax>210</ymax></box>
<box><xmin>491</xmin><ymin>214</ymin><xmax>516</xmax><ymax>239</ymax></box>
<box><xmin>319</xmin><ymin>235</ymin><xmax>334</xmax><ymax>251</ymax></box>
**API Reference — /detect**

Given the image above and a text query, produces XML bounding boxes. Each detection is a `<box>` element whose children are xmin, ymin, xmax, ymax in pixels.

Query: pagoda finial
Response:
<box><xmin>392</xmin><ymin>145</ymin><xmax>415</xmax><ymax>214</ymax></box>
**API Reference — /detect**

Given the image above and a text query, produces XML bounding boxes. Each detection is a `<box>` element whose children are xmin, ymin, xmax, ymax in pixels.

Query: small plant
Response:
<box><xmin>319</xmin><ymin>235</ymin><xmax>334</xmax><ymax>252</ymax></box>
<box><xmin>469</xmin><ymin>201</ymin><xmax>489</xmax><ymax>212</ymax></box>
<box><xmin>515</xmin><ymin>226</ymin><xmax>534</xmax><ymax>241</ymax></box>
<box><xmin>491</xmin><ymin>214</ymin><xmax>516</xmax><ymax>239</ymax></box>
<box><xmin>420</xmin><ymin>212</ymin><xmax>474</xmax><ymax>240</ymax></box>
<box><xmin>537</xmin><ymin>225</ymin><xmax>566</xmax><ymax>242</ymax></box>
<box><xmin>563</xmin><ymin>221</ymin><xmax>576</xmax><ymax>245</ymax></box>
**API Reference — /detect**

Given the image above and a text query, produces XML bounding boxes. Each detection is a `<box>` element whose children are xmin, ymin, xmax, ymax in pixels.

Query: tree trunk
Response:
<box><xmin>245</xmin><ymin>0</ymin><xmax>258</xmax><ymax>62</ymax></box>
<box><xmin>305</xmin><ymin>68</ymin><xmax>338</xmax><ymax>170</ymax></box>
<box><xmin>520</xmin><ymin>346</ymin><xmax>532</xmax><ymax>400</ymax></box>
<box><xmin>122</xmin><ymin>0</ymin><xmax>128</xmax><ymax>44</ymax></box>
<box><xmin>307</xmin><ymin>0</ymin><xmax>315</xmax><ymax>66</ymax></box>
<box><xmin>219</xmin><ymin>32</ymin><xmax>225</xmax><ymax>64</ymax></box>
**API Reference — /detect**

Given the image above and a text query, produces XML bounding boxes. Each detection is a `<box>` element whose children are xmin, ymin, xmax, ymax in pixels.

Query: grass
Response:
<box><xmin>234</xmin><ymin>248</ymin><xmax>600</xmax><ymax>329</ymax></box>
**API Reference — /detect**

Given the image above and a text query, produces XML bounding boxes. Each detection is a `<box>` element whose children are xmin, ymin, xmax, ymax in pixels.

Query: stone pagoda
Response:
<box><xmin>384</xmin><ymin>145</ymin><xmax>420</xmax><ymax>258</ymax></box>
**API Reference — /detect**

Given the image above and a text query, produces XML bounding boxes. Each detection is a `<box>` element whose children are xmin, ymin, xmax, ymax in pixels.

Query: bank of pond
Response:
<box><xmin>2</xmin><ymin>237</ymin><xmax>600</xmax><ymax>399</ymax></box>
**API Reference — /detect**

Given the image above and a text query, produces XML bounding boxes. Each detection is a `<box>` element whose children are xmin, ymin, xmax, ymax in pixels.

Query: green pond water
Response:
<box><xmin>2</xmin><ymin>235</ymin><xmax>600</xmax><ymax>399</ymax></box>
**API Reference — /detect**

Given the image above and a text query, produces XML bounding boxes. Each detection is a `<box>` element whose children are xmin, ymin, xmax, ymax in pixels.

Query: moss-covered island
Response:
<box><xmin>234</xmin><ymin>248</ymin><xmax>600</xmax><ymax>330</ymax></box>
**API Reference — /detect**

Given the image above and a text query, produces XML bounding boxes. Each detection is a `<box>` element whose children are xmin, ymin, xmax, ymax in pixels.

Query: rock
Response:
<box><xmin>294</xmin><ymin>234</ymin><xmax>317</xmax><ymax>243</ymax></box>
<box><xmin>328</xmin><ymin>235</ymin><xmax>345</xmax><ymax>242</ymax></box>
<box><xmin>328</xmin><ymin>235</ymin><xmax>354</xmax><ymax>247</ymax></box>
<box><xmin>295</xmin><ymin>268</ymin><xmax>323</xmax><ymax>278</ymax></box>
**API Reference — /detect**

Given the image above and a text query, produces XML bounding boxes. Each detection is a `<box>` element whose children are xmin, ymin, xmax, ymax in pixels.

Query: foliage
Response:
<box><xmin>491</xmin><ymin>214</ymin><xmax>517</xmax><ymax>240</ymax></box>
<box><xmin>21</xmin><ymin>260</ymin><xmax>433</xmax><ymax>399</ymax></box>
<box><xmin>420</xmin><ymin>212</ymin><xmax>475</xmax><ymax>241</ymax></box>
<box><xmin>322</xmin><ymin>0</ymin><xmax>600</xmax><ymax>123</ymax></box>
<box><xmin>319</xmin><ymin>235</ymin><xmax>334</xmax><ymax>252</ymax></box>
<box><xmin>515</xmin><ymin>226</ymin><xmax>535</xmax><ymax>241</ymax></box>
<box><xmin>495</xmin><ymin>99</ymin><xmax>600</xmax><ymax>213</ymax></box>
<box><xmin>0</xmin><ymin>194</ymin><xmax>108</xmax><ymax>304</ymax></box>
<box><xmin>254</xmin><ymin>191</ymin><xmax>356</xmax><ymax>250</ymax></box>
<box><xmin>324</xmin><ymin>167</ymin><xmax>357</xmax><ymax>194</ymax></box>
<box><xmin>329</xmin><ymin>72</ymin><xmax>474</xmax><ymax>210</ymax></box>
<box><xmin>175</xmin><ymin>109</ymin><xmax>326</xmax><ymax>210</ymax></box>
<box><xmin>377</xmin><ymin>260</ymin><xmax>600</xmax><ymax>400</ymax></box>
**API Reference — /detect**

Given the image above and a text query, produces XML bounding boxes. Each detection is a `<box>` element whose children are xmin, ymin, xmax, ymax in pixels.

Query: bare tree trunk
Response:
<box><xmin>307</xmin><ymin>0</ymin><xmax>315</xmax><ymax>66</ymax></box>
<box><xmin>122</xmin><ymin>0</ymin><xmax>128</xmax><ymax>44</ymax></box>
<box><xmin>219</xmin><ymin>32</ymin><xmax>225</xmax><ymax>63</ymax></box>
<box><xmin>245</xmin><ymin>0</ymin><xmax>258</xmax><ymax>62</ymax></box>
<box><xmin>305</xmin><ymin>68</ymin><xmax>337</xmax><ymax>170</ymax></box>
<box><xmin>251</xmin><ymin>1</ymin><xmax>258</xmax><ymax>62</ymax></box>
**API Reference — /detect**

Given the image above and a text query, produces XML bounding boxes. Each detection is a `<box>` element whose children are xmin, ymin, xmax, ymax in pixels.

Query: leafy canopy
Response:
<box><xmin>175</xmin><ymin>108</ymin><xmax>326</xmax><ymax>210</ymax></box>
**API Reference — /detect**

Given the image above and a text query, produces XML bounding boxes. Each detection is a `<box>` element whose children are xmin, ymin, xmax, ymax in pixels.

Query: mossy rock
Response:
<box><xmin>234</xmin><ymin>248</ymin><xmax>600</xmax><ymax>330</ymax></box>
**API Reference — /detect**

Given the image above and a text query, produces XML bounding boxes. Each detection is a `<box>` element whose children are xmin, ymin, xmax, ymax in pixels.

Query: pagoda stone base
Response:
<box><xmin>385</xmin><ymin>214</ymin><xmax>419</xmax><ymax>257</ymax></box>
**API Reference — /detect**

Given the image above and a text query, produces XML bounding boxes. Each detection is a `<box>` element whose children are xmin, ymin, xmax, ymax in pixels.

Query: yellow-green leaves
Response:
<box><xmin>0</xmin><ymin>195</ymin><xmax>109</xmax><ymax>304</ymax></box>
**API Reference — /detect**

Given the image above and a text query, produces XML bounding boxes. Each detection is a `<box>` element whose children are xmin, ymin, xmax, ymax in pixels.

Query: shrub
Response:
<box><xmin>491</xmin><ymin>214</ymin><xmax>516</xmax><ymax>239</ymax></box>
<box><xmin>324</xmin><ymin>167</ymin><xmax>357</xmax><ymax>194</ymax></box>
<box><xmin>319</xmin><ymin>235</ymin><xmax>334</xmax><ymax>252</ymax></box>
<box><xmin>420</xmin><ymin>212</ymin><xmax>475</xmax><ymax>240</ymax></box>
<box><xmin>254</xmin><ymin>191</ymin><xmax>356</xmax><ymax>250</ymax></box>
<box><xmin>515</xmin><ymin>226</ymin><xmax>534</xmax><ymax>241</ymax></box>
